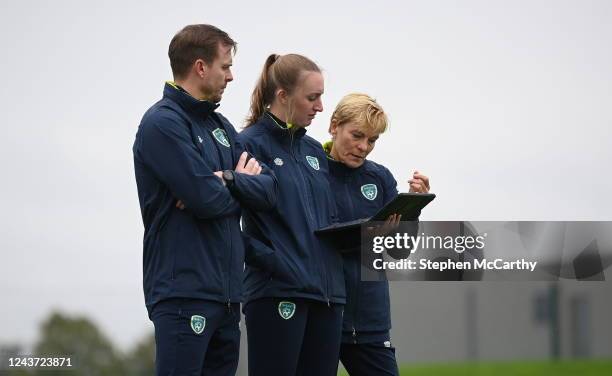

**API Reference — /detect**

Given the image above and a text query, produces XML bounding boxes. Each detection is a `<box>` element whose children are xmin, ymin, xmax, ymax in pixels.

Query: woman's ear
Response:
<box><xmin>329</xmin><ymin>119</ymin><xmax>339</xmax><ymax>138</ymax></box>
<box><xmin>276</xmin><ymin>89</ymin><xmax>287</xmax><ymax>105</ymax></box>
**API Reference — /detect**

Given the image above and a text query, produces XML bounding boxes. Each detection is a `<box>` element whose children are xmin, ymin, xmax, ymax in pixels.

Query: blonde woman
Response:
<box><xmin>325</xmin><ymin>93</ymin><xmax>430</xmax><ymax>375</ymax></box>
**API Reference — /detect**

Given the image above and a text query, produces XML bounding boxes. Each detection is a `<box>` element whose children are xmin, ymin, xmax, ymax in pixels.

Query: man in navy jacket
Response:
<box><xmin>133</xmin><ymin>24</ymin><xmax>277</xmax><ymax>376</ymax></box>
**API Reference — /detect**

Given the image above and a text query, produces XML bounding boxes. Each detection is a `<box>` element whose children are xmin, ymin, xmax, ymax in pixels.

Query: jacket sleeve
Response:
<box><xmin>242</xmin><ymin>230</ymin><xmax>277</xmax><ymax>273</ymax></box>
<box><xmin>135</xmin><ymin>114</ymin><xmax>240</xmax><ymax>219</ymax></box>
<box><xmin>232</xmin><ymin>168</ymin><xmax>278</xmax><ymax>211</ymax></box>
<box><xmin>228</xmin><ymin>135</ymin><xmax>278</xmax><ymax>211</ymax></box>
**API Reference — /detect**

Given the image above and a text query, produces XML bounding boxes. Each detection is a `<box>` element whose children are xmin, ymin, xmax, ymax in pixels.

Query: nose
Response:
<box><xmin>357</xmin><ymin>139</ymin><xmax>368</xmax><ymax>152</ymax></box>
<box><xmin>226</xmin><ymin>69</ymin><xmax>234</xmax><ymax>82</ymax></box>
<box><xmin>314</xmin><ymin>97</ymin><xmax>323</xmax><ymax>112</ymax></box>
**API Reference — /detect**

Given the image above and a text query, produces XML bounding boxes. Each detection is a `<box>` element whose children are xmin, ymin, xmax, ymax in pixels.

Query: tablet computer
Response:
<box><xmin>315</xmin><ymin>193</ymin><xmax>435</xmax><ymax>251</ymax></box>
<box><xmin>371</xmin><ymin>192</ymin><xmax>436</xmax><ymax>221</ymax></box>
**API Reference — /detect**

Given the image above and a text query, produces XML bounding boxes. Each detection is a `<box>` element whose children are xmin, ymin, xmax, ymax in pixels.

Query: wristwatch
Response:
<box><xmin>222</xmin><ymin>170</ymin><xmax>235</xmax><ymax>188</ymax></box>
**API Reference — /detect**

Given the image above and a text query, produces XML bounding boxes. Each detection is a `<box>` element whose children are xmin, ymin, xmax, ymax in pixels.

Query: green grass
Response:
<box><xmin>338</xmin><ymin>360</ymin><xmax>612</xmax><ymax>376</ymax></box>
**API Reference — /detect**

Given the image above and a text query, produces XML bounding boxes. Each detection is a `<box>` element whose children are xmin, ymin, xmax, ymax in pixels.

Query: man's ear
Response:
<box><xmin>194</xmin><ymin>59</ymin><xmax>208</xmax><ymax>79</ymax></box>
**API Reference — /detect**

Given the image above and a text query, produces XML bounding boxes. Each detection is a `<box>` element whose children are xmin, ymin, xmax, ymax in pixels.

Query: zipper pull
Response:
<box><xmin>352</xmin><ymin>327</ymin><xmax>357</xmax><ymax>344</ymax></box>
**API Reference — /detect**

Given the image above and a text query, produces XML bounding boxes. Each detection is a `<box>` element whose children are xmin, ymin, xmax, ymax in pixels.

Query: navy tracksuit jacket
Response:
<box><xmin>327</xmin><ymin>154</ymin><xmax>410</xmax><ymax>376</ymax></box>
<box><xmin>133</xmin><ymin>83</ymin><xmax>277</xmax><ymax>315</ymax></box>
<box><xmin>326</xmin><ymin>156</ymin><xmax>399</xmax><ymax>342</ymax></box>
<box><xmin>237</xmin><ymin>113</ymin><xmax>346</xmax><ymax>305</ymax></box>
<box><xmin>238</xmin><ymin>113</ymin><xmax>346</xmax><ymax>376</ymax></box>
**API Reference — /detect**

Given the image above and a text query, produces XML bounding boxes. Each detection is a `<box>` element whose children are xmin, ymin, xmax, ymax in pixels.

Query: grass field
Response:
<box><xmin>338</xmin><ymin>360</ymin><xmax>612</xmax><ymax>376</ymax></box>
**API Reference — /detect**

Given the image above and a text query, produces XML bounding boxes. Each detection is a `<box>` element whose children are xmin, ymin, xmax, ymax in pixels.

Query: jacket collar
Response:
<box><xmin>163</xmin><ymin>81</ymin><xmax>219</xmax><ymax>119</ymax></box>
<box><xmin>260</xmin><ymin>111</ymin><xmax>307</xmax><ymax>141</ymax></box>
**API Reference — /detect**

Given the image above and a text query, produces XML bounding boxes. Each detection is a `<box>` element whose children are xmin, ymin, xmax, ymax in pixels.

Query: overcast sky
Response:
<box><xmin>1</xmin><ymin>0</ymin><xmax>611</xmax><ymax>350</ymax></box>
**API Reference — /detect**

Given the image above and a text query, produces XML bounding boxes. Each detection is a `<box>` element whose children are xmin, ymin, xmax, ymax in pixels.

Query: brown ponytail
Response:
<box><xmin>245</xmin><ymin>53</ymin><xmax>321</xmax><ymax>127</ymax></box>
<box><xmin>246</xmin><ymin>54</ymin><xmax>279</xmax><ymax>127</ymax></box>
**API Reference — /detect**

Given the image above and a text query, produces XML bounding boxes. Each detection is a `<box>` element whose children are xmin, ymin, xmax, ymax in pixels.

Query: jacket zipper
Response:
<box><xmin>352</xmin><ymin>254</ymin><xmax>360</xmax><ymax>335</ymax></box>
<box><xmin>290</xmin><ymin>131</ymin><xmax>330</xmax><ymax>304</ymax></box>
<box><xmin>290</xmin><ymin>132</ymin><xmax>315</xmax><ymax>222</ymax></box>
<box><xmin>227</xmin><ymin>220</ymin><xmax>232</xmax><ymax>311</ymax></box>
<box><xmin>344</xmin><ymin>179</ymin><xmax>360</xmax><ymax>331</ymax></box>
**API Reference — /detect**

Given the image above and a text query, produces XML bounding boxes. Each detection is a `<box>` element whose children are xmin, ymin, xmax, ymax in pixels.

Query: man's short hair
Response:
<box><xmin>168</xmin><ymin>24</ymin><xmax>237</xmax><ymax>79</ymax></box>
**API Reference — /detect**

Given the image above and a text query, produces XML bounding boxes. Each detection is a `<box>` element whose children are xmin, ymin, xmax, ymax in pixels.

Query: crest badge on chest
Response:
<box><xmin>212</xmin><ymin>128</ymin><xmax>230</xmax><ymax>148</ymax></box>
<box><xmin>361</xmin><ymin>184</ymin><xmax>378</xmax><ymax>200</ymax></box>
<box><xmin>305</xmin><ymin>156</ymin><xmax>320</xmax><ymax>171</ymax></box>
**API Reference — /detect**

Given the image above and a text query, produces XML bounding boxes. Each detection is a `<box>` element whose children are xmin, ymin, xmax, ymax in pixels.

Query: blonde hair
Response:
<box><xmin>246</xmin><ymin>53</ymin><xmax>321</xmax><ymax>127</ymax></box>
<box><xmin>330</xmin><ymin>93</ymin><xmax>388</xmax><ymax>134</ymax></box>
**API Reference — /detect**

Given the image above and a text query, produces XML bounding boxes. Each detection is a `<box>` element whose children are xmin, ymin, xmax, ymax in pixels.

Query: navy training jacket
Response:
<box><xmin>326</xmin><ymin>154</ymin><xmax>399</xmax><ymax>338</ymax></box>
<box><xmin>237</xmin><ymin>113</ymin><xmax>346</xmax><ymax>305</ymax></box>
<box><xmin>133</xmin><ymin>83</ymin><xmax>277</xmax><ymax>316</ymax></box>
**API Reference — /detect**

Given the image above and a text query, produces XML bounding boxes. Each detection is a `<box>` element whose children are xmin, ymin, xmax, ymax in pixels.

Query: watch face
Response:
<box><xmin>223</xmin><ymin>170</ymin><xmax>234</xmax><ymax>181</ymax></box>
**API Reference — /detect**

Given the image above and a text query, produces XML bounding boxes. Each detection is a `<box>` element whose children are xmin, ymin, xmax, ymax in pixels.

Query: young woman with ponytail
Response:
<box><xmin>237</xmin><ymin>54</ymin><xmax>345</xmax><ymax>375</ymax></box>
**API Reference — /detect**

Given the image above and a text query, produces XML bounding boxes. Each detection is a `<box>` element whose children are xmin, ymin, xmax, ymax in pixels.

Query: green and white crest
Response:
<box><xmin>212</xmin><ymin>128</ymin><xmax>230</xmax><ymax>148</ymax></box>
<box><xmin>361</xmin><ymin>184</ymin><xmax>378</xmax><ymax>200</ymax></box>
<box><xmin>190</xmin><ymin>315</ymin><xmax>206</xmax><ymax>335</ymax></box>
<box><xmin>305</xmin><ymin>156</ymin><xmax>320</xmax><ymax>171</ymax></box>
<box><xmin>278</xmin><ymin>301</ymin><xmax>296</xmax><ymax>320</ymax></box>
